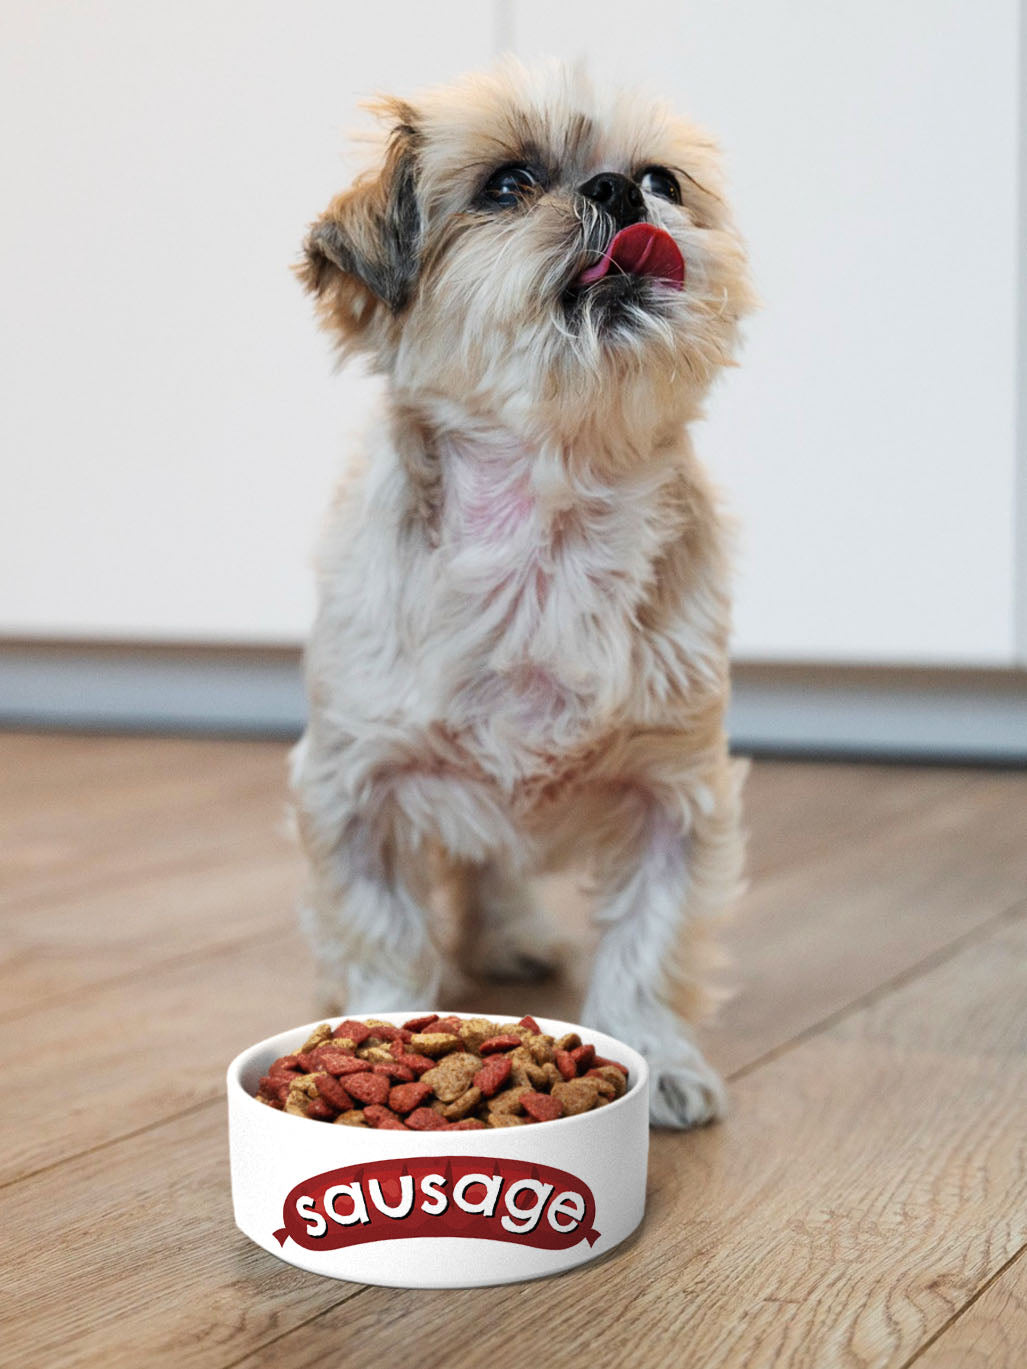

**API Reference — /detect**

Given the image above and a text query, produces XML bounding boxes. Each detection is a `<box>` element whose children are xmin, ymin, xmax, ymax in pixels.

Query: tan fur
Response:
<box><xmin>290</xmin><ymin>58</ymin><xmax>754</xmax><ymax>1127</ymax></box>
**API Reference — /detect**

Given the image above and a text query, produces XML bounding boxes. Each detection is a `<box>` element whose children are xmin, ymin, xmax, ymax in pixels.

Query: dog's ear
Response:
<box><xmin>297</xmin><ymin>103</ymin><xmax>422</xmax><ymax>346</ymax></box>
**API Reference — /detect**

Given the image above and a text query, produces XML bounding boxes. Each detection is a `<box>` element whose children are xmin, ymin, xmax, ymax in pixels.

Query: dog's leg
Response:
<box><xmin>582</xmin><ymin>761</ymin><xmax>745</xmax><ymax>1128</ymax></box>
<box><xmin>455</xmin><ymin>858</ymin><xmax>563</xmax><ymax>982</ymax></box>
<box><xmin>299</xmin><ymin>824</ymin><xmax>446</xmax><ymax>1014</ymax></box>
<box><xmin>291</xmin><ymin>736</ymin><xmax>448</xmax><ymax>1013</ymax></box>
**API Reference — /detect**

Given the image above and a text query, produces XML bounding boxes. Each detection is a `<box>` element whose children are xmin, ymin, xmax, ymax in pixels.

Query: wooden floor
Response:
<box><xmin>2</xmin><ymin>733</ymin><xmax>1025</xmax><ymax>1368</ymax></box>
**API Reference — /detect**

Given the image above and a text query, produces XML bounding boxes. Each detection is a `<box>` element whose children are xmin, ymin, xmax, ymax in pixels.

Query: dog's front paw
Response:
<box><xmin>648</xmin><ymin>1053</ymin><xmax>726</xmax><ymax>1129</ymax></box>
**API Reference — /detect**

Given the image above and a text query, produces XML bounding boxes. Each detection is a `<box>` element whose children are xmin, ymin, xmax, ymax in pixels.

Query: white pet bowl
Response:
<box><xmin>227</xmin><ymin>1011</ymin><xmax>649</xmax><ymax>1288</ymax></box>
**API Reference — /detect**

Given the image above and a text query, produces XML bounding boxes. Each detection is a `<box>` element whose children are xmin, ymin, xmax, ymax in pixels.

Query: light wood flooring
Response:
<box><xmin>1</xmin><ymin>733</ymin><xmax>1025</xmax><ymax>1368</ymax></box>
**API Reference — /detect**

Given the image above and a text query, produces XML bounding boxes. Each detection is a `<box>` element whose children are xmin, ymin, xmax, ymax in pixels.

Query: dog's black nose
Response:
<box><xmin>578</xmin><ymin>172</ymin><xmax>646</xmax><ymax>229</ymax></box>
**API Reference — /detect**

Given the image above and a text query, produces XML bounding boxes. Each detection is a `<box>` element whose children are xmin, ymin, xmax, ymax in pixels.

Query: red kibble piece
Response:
<box><xmin>473</xmin><ymin>1055</ymin><xmax>512</xmax><ymax>1098</ymax></box>
<box><xmin>593</xmin><ymin>1056</ymin><xmax>630</xmax><ymax>1078</ymax></box>
<box><xmin>295</xmin><ymin>1053</ymin><xmax>318</xmax><ymax>1072</ymax></box>
<box><xmin>315</xmin><ymin>1074</ymin><xmax>355</xmax><ymax>1111</ymax></box>
<box><xmin>312</xmin><ymin>1050</ymin><xmax>367</xmax><ymax>1077</ymax></box>
<box><xmin>372</xmin><ymin>1061</ymin><xmax>415</xmax><ymax>1082</ymax></box>
<box><xmin>569</xmin><ymin>1044</ymin><xmax>595</xmax><ymax>1073</ymax></box>
<box><xmin>479</xmin><ymin>1034</ymin><xmax>522</xmax><ymax>1054</ymax></box>
<box><xmin>306</xmin><ymin>1097</ymin><xmax>336</xmax><ymax>1121</ymax></box>
<box><xmin>554</xmin><ymin>1050</ymin><xmax>577</xmax><ymax>1081</ymax></box>
<box><xmin>402</xmin><ymin>1014</ymin><xmax>440</xmax><ymax>1032</ymax></box>
<box><xmin>518</xmin><ymin>1015</ymin><xmax>543</xmax><ymax>1035</ymax></box>
<box><xmin>389</xmin><ymin>1081</ymin><xmax>433</xmax><ymax>1114</ymax></box>
<box><xmin>405</xmin><ymin>1107</ymin><xmax>450</xmax><ymax>1131</ymax></box>
<box><xmin>363</xmin><ymin>1104</ymin><xmax>408</xmax><ymax>1130</ymax></box>
<box><xmin>258</xmin><ymin>1074</ymin><xmax>291</xmax><ymax>1105</ymax></box>
<box><xmin>446</xmin><ymin>1118</ymin><xmax>487</xmax><ymax>1130</ymax></box>
<box><xmin>344</xmin><ymin>1072</ymin><xmax>390</xmax><ymax>1106</ymax></box>
<box><xmin>332</xmin><ymin>1020</ymin><xmax>372</xmax><ymax>1045</ymax></box>
<box><xmin>430</xmin><ymin>1016</ymin><xmax>465</xmax><ymax>1036</ymax></box>
<box><xmin>520</xmin><ymin>1091</ymin><xmax>564</xmax><ymax>1122</ymax></box>
<box><xmin>270</xmin><ymin>1054</ymin><xmax>303</xmax><ymax>1074</ymax></box>
<box><xmin>365</xmin><ymin>1023</ymin><xmax>412</xmax><ymax>1044</ymax></box>
<box><xmin>393</xmin><ymin>1052</ymin><xmax>437</xmax><ymax>1077</ymax></box>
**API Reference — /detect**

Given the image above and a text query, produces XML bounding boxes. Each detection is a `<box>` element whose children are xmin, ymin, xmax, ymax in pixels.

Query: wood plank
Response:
<box><xmin>912</xmin><ymin>1249</ymin><xmax>1027</xmax><ymax>1368</ymax></box>
<box><xmin>230</xmin><ymin>909</ymin><xmax>1027</xmax><ymax>1369</ymax></box>
<box><xmin>0</xmin><ymin>852</ymin><xmax>299</xmax><ymax>1018</ymax></box>
<box><xmin>0</xmin><ymin>931</ymin><xmax>315</xmax><ymax>1187</ymax></box>
<box><xmin>0</xmin><ymin>1104</ymin><xmax>362</xmax><ymax>1369</ymax></box>
<box><xmin>740</xmin><ymin>760</ymin><xmax>972</xmax><ymax>879</ymax></box>
<box><xmin>707</xmin><ymin>770</ymin><xmax>1027</xmax><ymax>1075</ymax></box>
<box><xmin>0</xmin><ymin>735</ymin><xmax>291</xmax><ymax>909</ymax></box>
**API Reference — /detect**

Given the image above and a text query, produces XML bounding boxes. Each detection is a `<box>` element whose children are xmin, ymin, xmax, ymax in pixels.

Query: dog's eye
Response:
<box><xmin>639</xmin><ymin>167</ymin><xmax>681</xmax><ymax>204</ymax></box>
<box><xmin>482</xmin><ymin>164</ymin><xmax>540</xmax><ymax>209</ymax></box>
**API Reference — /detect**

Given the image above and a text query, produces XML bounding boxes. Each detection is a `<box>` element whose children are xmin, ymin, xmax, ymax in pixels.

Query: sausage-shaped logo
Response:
<box><xmin>274</xmin><ymin>1154</ymin><xmax>600</xmax><ymax>1251</ymax></box>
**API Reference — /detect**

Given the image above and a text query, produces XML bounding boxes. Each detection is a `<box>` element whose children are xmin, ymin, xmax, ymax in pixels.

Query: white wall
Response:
<box><xmin>1</xmin><ymin>1</ymin><xmax>1024</xmax><ymax>666</ymax></box>
<box><xmin>0</xmin><ymin>1</ymin><xmax>492</xmax><ymax>644</ymax></box>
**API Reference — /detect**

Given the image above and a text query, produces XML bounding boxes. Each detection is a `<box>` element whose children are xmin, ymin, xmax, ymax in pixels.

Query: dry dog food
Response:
<box><xmin>255</xmin><ymin>1015</ymin><xmax>629</xmax><ymax>1130</ymax></box>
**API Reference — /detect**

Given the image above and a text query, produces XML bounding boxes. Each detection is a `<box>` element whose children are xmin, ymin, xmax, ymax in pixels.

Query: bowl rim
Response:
<box><xmin>226</xmin><ymin>1009</ymin><xmax>649</xmax><ymax>1140</ymax></box>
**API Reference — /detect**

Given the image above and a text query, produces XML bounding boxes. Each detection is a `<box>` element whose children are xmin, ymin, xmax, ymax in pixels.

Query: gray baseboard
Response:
<box><xmin>1</xmin><ymin>642</ymin><xmax>1025</xmax><ymax>762</ymax></box>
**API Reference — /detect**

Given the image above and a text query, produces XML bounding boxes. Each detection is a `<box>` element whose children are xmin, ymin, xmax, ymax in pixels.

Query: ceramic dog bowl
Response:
<box><xmin>227</xmin><ymin>1011</ymin><xmax>649</xmax><ymax>1288</ymax></box>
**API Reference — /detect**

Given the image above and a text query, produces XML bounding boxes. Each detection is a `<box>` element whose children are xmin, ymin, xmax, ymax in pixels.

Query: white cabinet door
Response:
<box><xmin>0</xmin><ymin>1</ymin><xmax>494</xmax><ymax>643</ymax></box>
<box><xmin>508</xmin><ymin>0</ymin><xmax>1023</xmax><ymax>665</ymax></box>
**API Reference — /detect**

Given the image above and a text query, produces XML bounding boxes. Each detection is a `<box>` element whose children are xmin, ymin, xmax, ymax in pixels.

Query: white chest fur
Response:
<box><xmin>426</xmin><ymin>432</ymin><xmax>677</xmax><ymax>750</ymax></box>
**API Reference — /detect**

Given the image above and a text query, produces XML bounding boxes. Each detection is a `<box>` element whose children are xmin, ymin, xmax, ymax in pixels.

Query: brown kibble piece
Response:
<box><xmin>284</xmin><ymin>1074</ymin><xmax>320</xmax><ymax>1116</ymax></box>
<box><xmin>357</xmin><ymin>1044</ymin><xmax>397</xmax><ymax>1064</ymax></box>
<box><xmin>552</xmin><ymin>1077</ymin><xmax>602</xmax><ymax>1116</ymax></box>
<box><xmin>588</xmin><ymin>1065</ymin><xmax>628</xmax><ymax>1098</ymax></box>
<box><xmin>555</xmin><ymin>1032</ymin><xmax>581</xmax><ymax>1052</ymax></box>
<box><xmin>458</xmin><ymin>1017</ymin><xmax>500</xmax><ymax>1051</ymax></box>
<box><xmin>421</xmin><ymin>1052</ymin><xmax>480</xmax><ymax>1102</ymax></box>
<box><xmin>487</xmin><ymin>1113</ymin><xmax>528</xmax><ymax>1127</ymax></box>
<box><xmin>299</xmin><ymin>1023</ymin><xmax>334</xmax><ymax>1054</ymax></box>
<box><xmin>487</xmin><ymin>1086</ymin><xmax>526</xmax><ymax>1117</ymax></box>
<box><xmin>436</xmin><ymin>1085</ymin><xmax>482</xmax><ymax>1120</ymax></box>
<box><xmin>525</xmin><ymin>1034</ymin><xmax>555</xmax><ymax>1066</ymax></box>
<box><xmin>333</xmin><ymin>1109</ymin><xmax>367</xmax><ymax>1126</ymax></box>
<box><xmin>408</xmin><ymin>1032</ymin><xmax>463</xmax><ymax>1057</ymax></box>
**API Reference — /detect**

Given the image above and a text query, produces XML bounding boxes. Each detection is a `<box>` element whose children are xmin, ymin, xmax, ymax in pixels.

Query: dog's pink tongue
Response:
<box><xmin>577</xmin><ymin>223</ymin><xmax>685</xmax><ymax>288</ymax></box>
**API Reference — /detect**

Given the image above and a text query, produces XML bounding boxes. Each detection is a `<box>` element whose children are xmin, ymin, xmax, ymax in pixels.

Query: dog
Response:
<box><xmin>290</xmin><ymin>58</ymin><xmax>754</xmax><ymax>1127</ymax></box>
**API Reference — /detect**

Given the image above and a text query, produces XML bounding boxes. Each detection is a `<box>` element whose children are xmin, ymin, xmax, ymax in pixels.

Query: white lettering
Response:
<box><xmin>500</xmin><ymin>1179</ymin><xmax>553</xmax><ymax>1234</ymax></box>
<box><xmin>420</xmin><ymin>1173</ymin><xmax>449</xmax><ymax>1215</ymax></box>
<box><xmin>547</xmin><ymin>1191</ymin><xmax>585</xmax><ymax>1233</ymax></box>
<box><xmin>452</xmin><ymin>1173</ymin><xmax>502</xmax><ymax>1217</ymax></box>
<box><xmin>368</xmin><ymin>1175</ymin><xmax>414</xmax><ymax>1220</ymax></box>
<box><xmin>295</xmin><ymin>1194</ymin><xmax>327</xmax><ymax>1238</ymax></box>
<box><xmin>324</xmin><ymin>1182</ymin><xmax>370</xmax><ymax>1226</ymax></box>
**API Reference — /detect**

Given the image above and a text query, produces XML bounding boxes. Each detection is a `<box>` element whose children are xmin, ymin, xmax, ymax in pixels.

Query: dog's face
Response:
<box><xmin>300</xmin><ymin>60</ymin><xmax>752</xmax><ymax>434</ymax></box>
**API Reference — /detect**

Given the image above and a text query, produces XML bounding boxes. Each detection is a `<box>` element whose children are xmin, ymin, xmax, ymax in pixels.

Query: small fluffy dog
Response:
<box><xmin>290</xmin><ymin>59</ymin><xmax>754</xmax><ymax>1127</ymax></box>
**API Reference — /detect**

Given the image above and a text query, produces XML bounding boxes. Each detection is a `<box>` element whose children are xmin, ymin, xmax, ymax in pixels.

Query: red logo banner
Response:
<box><xmin>273</xmin><ymin>1153</ymin><xmax>600</xmax><ymax>1252</ymax></box>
